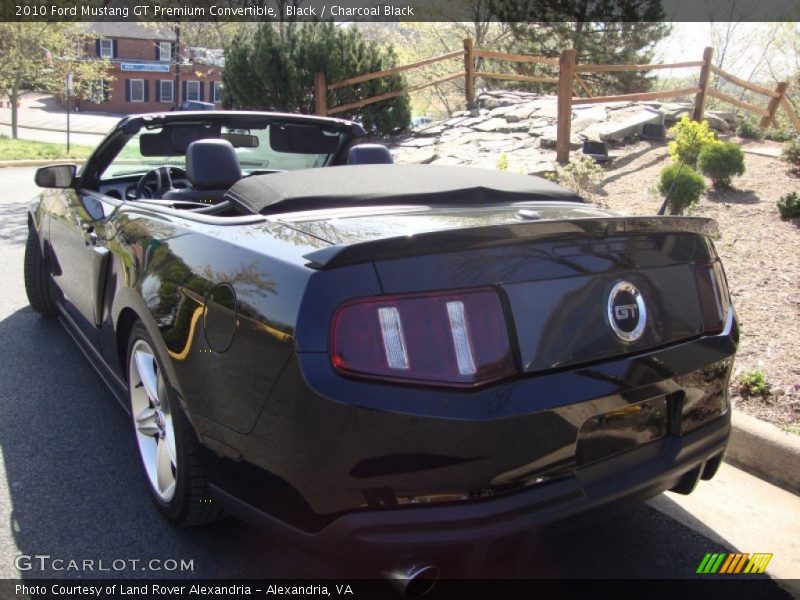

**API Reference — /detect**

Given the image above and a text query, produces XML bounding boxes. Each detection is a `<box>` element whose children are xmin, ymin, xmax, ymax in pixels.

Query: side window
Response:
<box><xmin>99</xmin><ymin>39</ymin><xmax>113</xmax><ymax>58</ymax></box>
<box><xmin>159</xmin><ymin>80</ymin><xmax>174</xmax><ymax>103</ymax></box>
<box><xmin>186</xmin><ymin>81</ymin><xmax>200</xmax><ymax>102</ymax></box>
<box><xmin>130</xmin><ymin>79</ymin><xmax>145</xmax><ymax>103</ymax></box>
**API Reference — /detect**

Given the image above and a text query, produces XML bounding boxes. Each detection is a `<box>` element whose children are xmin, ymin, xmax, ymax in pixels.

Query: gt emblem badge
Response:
<box><xmin>607</xmin><ymin>282</ymin><xmax>646</xmax><ymax>342</ymax></box>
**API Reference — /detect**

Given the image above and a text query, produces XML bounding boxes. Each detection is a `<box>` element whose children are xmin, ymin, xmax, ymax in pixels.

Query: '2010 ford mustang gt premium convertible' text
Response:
<box><xmin>25</xmin><ymin>110</ymin><xmax>737</xmax><ymax>578</ymax></box>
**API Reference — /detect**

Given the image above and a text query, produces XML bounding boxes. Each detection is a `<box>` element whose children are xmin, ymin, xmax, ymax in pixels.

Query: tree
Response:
<box><xmin>223</xmin><ymin>22</ymin><xmax>410</xmax><ymax>136</ymax></box>
<box><xmin>0</xmin><ymin>23</ymin><xmax>111</xmax><ymax>139</ymax></box>
<box><xmin>369</xmin><ymin>14</ymin><xmax>514</xmax><ymax>117</ymax></box>
<box><xmin>490</xmin><ymin>0</ymin><xmax>671</xmax><ymax>95</ymax></box>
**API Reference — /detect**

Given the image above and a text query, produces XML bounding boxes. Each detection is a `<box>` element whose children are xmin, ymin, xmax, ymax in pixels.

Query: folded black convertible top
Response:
<box><xmin>225</xmin><ymin>164</ymin><xmax>582</xmax><ymax>215</ymax></box>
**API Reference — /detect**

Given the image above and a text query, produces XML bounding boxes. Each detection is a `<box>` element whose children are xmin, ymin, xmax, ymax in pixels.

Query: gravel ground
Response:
<box><xmin>594</xmin><ymin>138</ymin><xmax>800</xmax><ymax>429</ymax></box>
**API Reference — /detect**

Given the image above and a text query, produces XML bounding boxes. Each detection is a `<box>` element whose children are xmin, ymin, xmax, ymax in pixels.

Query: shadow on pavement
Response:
<box><xmin>0</xmin><ymin>307</ymin><xmax>346</xmax><ymax>580</ymax></box>
<box><xmin>0</xmin><ymin>199</ymin><xmax>29</xmax><ymax>246</ymax></box>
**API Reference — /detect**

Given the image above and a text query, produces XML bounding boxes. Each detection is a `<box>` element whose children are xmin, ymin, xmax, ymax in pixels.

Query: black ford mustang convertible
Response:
<box><xmin>25</xmin><ymin>111</ymin><xmax>737</xmax><ymax>577</ymax></box>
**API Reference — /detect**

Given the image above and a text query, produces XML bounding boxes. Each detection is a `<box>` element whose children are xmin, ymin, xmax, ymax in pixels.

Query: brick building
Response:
<box><xmin>76</xmin><ymin>23</ymin><xmax>224</xmax><ymax>114</ymax></box>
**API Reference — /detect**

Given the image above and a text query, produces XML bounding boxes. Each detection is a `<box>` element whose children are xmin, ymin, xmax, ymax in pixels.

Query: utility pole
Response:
<box><xmin>174</xmin><ymin>25</ymin><xmax>181</xmax><ymax>110</ymax></box>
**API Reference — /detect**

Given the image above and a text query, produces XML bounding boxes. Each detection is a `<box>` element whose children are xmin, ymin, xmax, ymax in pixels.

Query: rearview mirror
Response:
<box><xmin>35</xmin><ymin>164</ymin><xmax>77</xmax><ymax>188</ymax></box>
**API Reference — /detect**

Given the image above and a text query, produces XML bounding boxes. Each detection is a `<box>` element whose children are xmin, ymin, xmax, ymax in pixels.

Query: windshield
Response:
<box><xmin>102</xmin><ymin>123</ymin><xmax>340</xmax><ymax>179</ymax></box>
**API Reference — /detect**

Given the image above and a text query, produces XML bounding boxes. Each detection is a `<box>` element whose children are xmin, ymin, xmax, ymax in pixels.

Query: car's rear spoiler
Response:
<box><xmin>302</xmin><ymin>216</ymin><xmax>719</xmax><ymax>270</ymax></box>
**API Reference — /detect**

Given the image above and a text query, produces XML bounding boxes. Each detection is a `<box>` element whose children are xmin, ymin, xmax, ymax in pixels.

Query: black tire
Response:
<box><xmin>24</xmin><ymin>228</ymin><xmax>59</xmax><ymax>317</ymax></box>
<box><xmin>126</xmin><ymin>321</ymin><xmax>222</xmax><ymax>526</ymax></box>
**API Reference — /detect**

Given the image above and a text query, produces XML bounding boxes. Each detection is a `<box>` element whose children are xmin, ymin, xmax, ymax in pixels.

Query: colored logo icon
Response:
<box><xmin>696</xmin><ymin>553</ymin><xmax>773</xmax><ymax>574</ymax></box>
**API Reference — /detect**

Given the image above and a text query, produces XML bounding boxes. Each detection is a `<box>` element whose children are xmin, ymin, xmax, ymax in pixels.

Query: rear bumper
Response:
<box><xmin>212</xmin><ymin>412</ymin><xmax>729</xmax><ymax>561</ymax></box>
<box><xmin>205</xmin><ymin>312</ymin><xmax>737</xmax><ymax>561</ymax></box>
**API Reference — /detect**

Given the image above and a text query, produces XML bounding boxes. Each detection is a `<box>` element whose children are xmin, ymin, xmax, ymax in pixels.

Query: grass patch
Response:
<box><xmin>780</xmin><ymin>424</ymin><xmax>800</xmax><ymax>436</ymax></box>
<box><xmin>0</xmin><ymin>135</ymin><xmax>93</xmax><ymax>160</ymax></box>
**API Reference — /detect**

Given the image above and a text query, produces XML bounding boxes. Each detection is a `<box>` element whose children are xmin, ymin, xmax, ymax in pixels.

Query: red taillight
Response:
<box><xmin>695</xmin><ymin>262</ymin><xmax>732</xmax><ymax>333</ymax></box>
<box><xmin>331</xmin><ymin>288</ymin><xmax>517</xmax><ymax>387</ymax></box>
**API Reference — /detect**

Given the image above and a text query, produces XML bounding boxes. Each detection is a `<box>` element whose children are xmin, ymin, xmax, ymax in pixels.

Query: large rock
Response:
<box><xmin>662</xmin><ymin>103</ymin><xmax>693</xmax><ymax>122</ymax></box>
<box><xmin>582</xmin><ymin>107</ymin><xmax>664</xmax><ymax>141</ymax></box>
<box><xmin>450</xmin><ymin>131</ymin><xmax>509</xmax><ymax>144</ymax></box>
<box><xmin>480</xmin><ymin>139</ymin><xmax>516</xmax><ymax>151</ymax></box>
<box><xmin>479</xmin><ymin>96</ymin><xmax>514</xmax><ymax>110</ymax></box>
<box><xmin>393</xmin><ymin>147</ymin><xmax>437</xmax><ymax>164</ymax></box>
<box><xmin>459</xmin><ymin>115</ymin><xmax>489</xmax><ymax>128</ymax></box>
<box><xmin>474</xmin><ymin>117</ymin><xmax>510</xmax><ymax>132</ymax></box>
<box><xmin>437</xmin><ymin>127</ymin><xmax>475</xmax><ymax>144</ymax></box>
<box><xmin>528</xmin><ymin>118</ymin><xmax>553</xmax><ymax>136</ymax></box>
<box><xmin>533</xmin><ymin>103</ymin><xmax>559</xmax><ymax>120</ymax></box>
<box><xmin>398</xmin><ymin>136</ymin><xmax>437</xmax><ymax>148</ymax></box>
<box><xmin>540</xmin><ymin>132</ymin><xmax>582</xmax><ymax>149</ymax></box>
<box><xmin>443</xmin><ymin>116</ymin><xmax>470</xmax><ymax>127</ymax></box>
<box><xmin>415</xmin><ymin>124</ymin><xmax>447</xmax><ymax>137</ymax></box>
<box><xmin>497</xmin><ymin>121</ymin><xmax>533</xmax><ymax>134</ymax></box>
<box><xmin>477</xmin><ymin>90</ymin><xmax>541</xmax><ymax>109</ymax></box>
<box><xmin>664</xmin><ymin>110</ymin><xmax>691</xmax><ymax>124</ymax></box>
<box><xmin>704</xmin><ymin>113</ymin><xmax>731</xmax><ymax>132</ymax></box>
<box><xmin>708</xmin><ymin>110</ymin><xmax>739</xmax><ymax>124</ymax></box>
<box><xmin>571</xmin><ymin>105</ymin><xmax>607</xmax><ymax>121</ymax></box>
<box><xmin>488</xmin><ymin>104</ymin><xmax>518</xmax><ymax>118</ymax></box>
<box><xmin>430</xmin><ymin>156</ymin><xmax>463</xmax><ymax>166</ymax></box>
<box><xmin>389</xmin><ymin>91</ymin><xmax>744</xmax><ymax>174</ymax></box>
<box><xmin>571</xmin><ymin>114</ymin><xmax>605</xmax><ymax>134</ymax></box>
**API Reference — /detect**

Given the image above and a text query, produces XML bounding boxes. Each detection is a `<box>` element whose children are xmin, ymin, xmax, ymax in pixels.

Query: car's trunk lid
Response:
<box><xmin>289</xmin><ymin>204</ymin><xmax>725</xmax><ymax>374</ymax></box>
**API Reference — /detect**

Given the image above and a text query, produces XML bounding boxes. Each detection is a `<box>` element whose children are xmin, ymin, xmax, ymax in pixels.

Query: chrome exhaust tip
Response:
<box><xmin>382</xmin><ymin>558</ymin><xmax>440</xmax><ymax>598</ymax></box>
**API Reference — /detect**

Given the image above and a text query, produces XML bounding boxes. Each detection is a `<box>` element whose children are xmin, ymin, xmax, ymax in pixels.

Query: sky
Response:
<box><xmin>655</xmin><ymin>22</ymin><xmax>797</xmax><ymax>80</ymax></box>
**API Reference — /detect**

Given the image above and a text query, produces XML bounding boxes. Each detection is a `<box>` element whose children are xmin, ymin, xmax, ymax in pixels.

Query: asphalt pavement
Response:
<box><xmin>0</xmin><ymin>167</ymin><xmax>797</xmax><ymax>595</ymax></box>
<box><xmin>0</xmin><ymin>100</ymin><xmax>117</xmax><ymax>147</ymax></box>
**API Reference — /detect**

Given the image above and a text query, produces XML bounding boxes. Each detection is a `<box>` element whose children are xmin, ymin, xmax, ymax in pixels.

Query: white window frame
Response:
<box><xmin>212</xmin><ymin>82</ymin><xmax>222</xmax><ymax>103</ymax></box>
<box><xmin>159</xmin><ymin>42</ymin><xmax>171</xmax><ymax>62</ymax></box>
<box><xmin>185</xmin><ymin>80</ymin><xmax>200</xmax><ymax>102</ymax></box>
<box><xmin>159</xmin><ymin>80</ymin><xmax>174</xmax><ymax>103</ymax></box>
<box><xmin>99</xmin><ymin>39</ymin><xmax>113</xmax><ymax>58</ymax></box>
<box><xmin>130</xmin><ymin>79</ymin><xmax>145</xmax><ymax>103</ymax></box>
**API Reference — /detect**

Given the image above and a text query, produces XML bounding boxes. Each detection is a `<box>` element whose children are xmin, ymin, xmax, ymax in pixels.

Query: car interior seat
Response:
<box><xmin>346</xmin><ymin>144</ymin><xmax>394</xmax><ymax>165</ymax></box>
<box><xmin>162</xmin><ymin>138</ymin><xmax>242</xmax><ymax>203</ymax></box>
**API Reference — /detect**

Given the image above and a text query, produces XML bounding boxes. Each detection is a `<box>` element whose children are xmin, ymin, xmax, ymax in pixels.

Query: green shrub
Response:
<box><xmin>697</xmin><ymin>141</ymin><xmax>745</xmax><ymax>188</ymax></box>
<box><xmin>777</xmin><ymin>192</ymin><xmax>800</xmax><ymax>219</ymax></box>
<box><xmin>764</xmin><ymin>128</ymin><xmax>795</xmax><ymax>142</ymax></box>
<box><xmin>657</xmin><ymin>163</ymin><xmax>706</xmax><ymax>215</ymax></box>
<box><xmin>556</xmin><ymin>154</ymin><xmax>604</xmax><ymax>200</ymax></box>
<box><xmin>781</xmin><ymin>139</ymin><xmax>800</xmax><ymax>170</ymax></box>
<box><xmin>495</xmin><ymin>152</ymin><xmax>509</xmax><ymax>171</ymax></box>
<box><xmin>667</xmin><ymin>115</ymin><xmax>717</xmax><ymax>166</ymax></box>
<box><xmin>736</xmin><ymin>119</ymin><xmax>763</xmax><ymax>140</ymax></box>
<box><xmin>738</xmin><ymin>370</ymin><xmax>771</xmax><ymax>398</ymax></box>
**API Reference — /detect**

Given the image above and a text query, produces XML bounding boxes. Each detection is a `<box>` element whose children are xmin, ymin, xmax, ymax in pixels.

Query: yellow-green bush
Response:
<box><xmin>667</xmin><ymin>116</ymin><xmax>717</xmax><ymax>166</ymax></box>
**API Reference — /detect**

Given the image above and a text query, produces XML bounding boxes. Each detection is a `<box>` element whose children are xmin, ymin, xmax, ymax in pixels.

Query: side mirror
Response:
<box><xmin>35</xmin><ymin>164</ymin><xmax>77</xmax><ymax>189</ymax></box>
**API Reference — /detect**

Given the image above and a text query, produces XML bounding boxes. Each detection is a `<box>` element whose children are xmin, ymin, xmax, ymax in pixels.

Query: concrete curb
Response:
<box><xmin>0</xmin><ymin>159</ymin><xmax>86</xmax><ymax>168</ymax></box>
<box><xmin>726</xmin><ymin>411</ymin><xmax>800</xmax><ymax>495</ymax></box>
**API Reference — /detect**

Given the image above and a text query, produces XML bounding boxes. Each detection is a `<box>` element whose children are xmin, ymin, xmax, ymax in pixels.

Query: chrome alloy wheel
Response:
<box><xmin>129</xmin><ymin>339</ymin><xmax>177</xmax><ymax>502</ymax></box>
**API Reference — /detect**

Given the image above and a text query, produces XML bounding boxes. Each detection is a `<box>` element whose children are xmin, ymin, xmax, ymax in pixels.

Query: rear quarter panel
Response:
<box><xmin>101</xmin><ymin>209</ymin><xmax>329</xmax><ymax>436</ymax></box>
